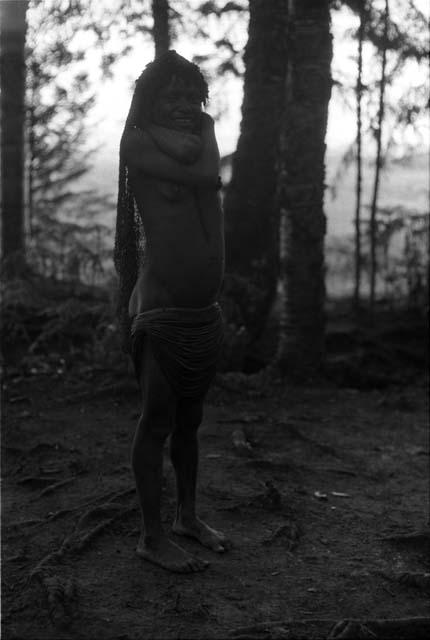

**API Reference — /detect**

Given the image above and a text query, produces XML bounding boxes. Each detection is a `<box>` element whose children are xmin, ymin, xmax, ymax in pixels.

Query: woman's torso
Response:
<box><xmin>128</xmin><ymin>172</ymin><xmax>225</xmax><ymax>316</ymax></box>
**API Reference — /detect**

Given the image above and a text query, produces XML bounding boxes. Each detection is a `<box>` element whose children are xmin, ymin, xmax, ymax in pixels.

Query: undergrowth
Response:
<box><xmin>1</xmin><ymin>270</ymin><xmax>127</xmax><ymax>377</ymax></box>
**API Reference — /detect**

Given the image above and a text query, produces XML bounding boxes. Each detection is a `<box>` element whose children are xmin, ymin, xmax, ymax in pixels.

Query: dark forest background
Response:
<box><xmin>1</xmin><ymin>0</ymin><xmax>429</xmax><ymax>383</ymax></box>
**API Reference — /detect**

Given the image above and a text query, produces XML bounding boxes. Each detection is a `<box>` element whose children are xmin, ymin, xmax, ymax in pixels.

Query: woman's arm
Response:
<box><xmin>149</xmin><ymin>126</ymin><xmax>202</xmax><ymax>164</ymax></box>
<box><xmin>120</xmin><ymin>114</ymin><xmax>219</xmax><ymax>188</ymax></box>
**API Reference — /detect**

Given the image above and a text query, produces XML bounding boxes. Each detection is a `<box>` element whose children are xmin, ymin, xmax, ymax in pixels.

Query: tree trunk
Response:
<box><xmin>369</xmin><ymin>0</ymin><xmax>389</xmax><ymax>313</ymax></box>
<box><xmin>276</xmin><ymin>0</ymin><xmax>332</xmax><ymax>375</ymax></box>
<box><xmin>354</xmin><ymin>3</ymin><xmax>364</xmax><ymax>310</ymax></box>
<box><xmin>0</xmin><ymin>0</ymin><xmax>29</xmax><ymax>271</ymax></box>
<box><xmin>152</xmin><ymin>0</ymin><xmax>170</xmax><ymax>58</ymax></box>
<box><xmin>223</xmin><ymin>0</ymin><xmax>289</xmax><ymax>343</ymax></box>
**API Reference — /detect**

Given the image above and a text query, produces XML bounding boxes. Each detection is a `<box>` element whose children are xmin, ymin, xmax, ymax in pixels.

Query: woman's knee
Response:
<box><xmin>175</xmin><ymin>400</ymin><xmax>203</xmax><ymax>434</ymax></box>
<box><xmin>134</xmin><ymin>407</ymin><xmax>174</xmax><ymax>447</ymax></box>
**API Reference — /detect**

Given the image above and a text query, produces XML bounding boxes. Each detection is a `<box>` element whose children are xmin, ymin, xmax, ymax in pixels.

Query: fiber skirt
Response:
<box><xmin>131</xmin><ymin>302</ymin><xmax>224</xmax><ymax>399</ymax></box>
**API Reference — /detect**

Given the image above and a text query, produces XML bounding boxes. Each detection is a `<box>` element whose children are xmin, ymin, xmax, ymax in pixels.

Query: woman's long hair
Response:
<box><xmin>114</xmin><ymin>51</ymin><xmax>208</xmax><ymax>353</ymax></box>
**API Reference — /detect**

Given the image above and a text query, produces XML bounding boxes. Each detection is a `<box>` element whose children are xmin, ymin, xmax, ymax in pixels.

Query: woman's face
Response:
<box><xmin>152</xmin><ymin>74</ymin><xmax>202</xmax><ymax>132</ymax></box>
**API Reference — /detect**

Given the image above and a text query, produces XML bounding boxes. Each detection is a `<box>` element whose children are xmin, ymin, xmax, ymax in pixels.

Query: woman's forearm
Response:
<box><xmin>120</xmin><ymin>127</ymin><xmax>219</xmax><ymax>187</ymax></box>
<box><xmin>148</xmin><ymin>125</ymin><xmax>202</xmax><ymax>165</ymax></box>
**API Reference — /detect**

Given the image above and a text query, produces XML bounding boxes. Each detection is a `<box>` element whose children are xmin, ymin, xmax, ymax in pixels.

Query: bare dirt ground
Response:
<box><xmin>2</xmin><ymin>340</ymin><xmax>429</xmax><ymax>640</ymax></box>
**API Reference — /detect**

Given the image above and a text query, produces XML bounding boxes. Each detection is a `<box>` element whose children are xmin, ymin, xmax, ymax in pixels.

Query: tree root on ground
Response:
<box><xmin>396</xmin><ymin>572</ymin><xmax>430</xmax><ymax>590</ymax></box>
<box><xmin>328</xmin><ymin>617</ymin><xmax>430</xmax><ymax>639</ymax></box>
<box><xmin>29</xmin><ymin>502</ymin><xmax>135</xmax><ymax>582</ymax></box>
<box><xmin>70</xmin><ymin>503</ymin><xmax>135</xmax><ymax>552</ymax></box>
<box><xmin>228</xmin><ymin>617</ymin><xmax>430</xmax><ymax>640</ymax></box>
<box><xmin>379</xmin><ymin>529</ymin><xmax>430</xmax><ymax>545</ymax></box>
<box><xmin>39</xmin><ymin>485</ymin><xmax>136</xmax><ymax>525</ymax></box>
<box><xmin>17</xmin><ymin>475</ymin><xmax>57</xmax><ymax>488</ymax></box>
<box><xmin>6</xmin><ymin>517</ymin><xmax>45</xmax><ymax>529</ymax></box>
<box><xmin>42</xmin><ymin>574</ymin><xmax>77</xmax><ymax>629</ymax></box>
<box><xmin>39</xmin><ymin>476</ymin><xmax>76</xmax><ymax>497</ymax></box>
<box><xmin>25</xmin><ymin>498</ymin><xmax>136</xmax><ymax>627</ymax></box>
<box><xmin>4</xmin><ymin>487</ymin><xmax>136</xmax><ymax>540</ymax></box>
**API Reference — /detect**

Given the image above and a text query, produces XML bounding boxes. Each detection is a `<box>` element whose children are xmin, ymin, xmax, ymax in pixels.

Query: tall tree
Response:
<box><xmin>24</xmin><ymin>0</ymin><xmax>115</xmax><ymax>283</ymax></box>
<box><xmin>276</xmin><ymin>0</ymin><xmax>333</xmax><ymax>374</ymax></box>
<box><xmin>152</xmin><ymin>0</ymin><xmax>170</xmax><ymax>57</ymax></box>
<box><xmin>354</xmin><ymin>1</ymin><xmax>365</xmax><ymax>310</ymax></box>
<box><xmin>223</xmin><ymin>0</ymin><xmax>289</xmax><ymax>342</ymax></box>
<box><xmin>0</xmin><ymin>0</ymin><xmax>29</xmax><ymax>271</ymax></box>
<box><xmin>369</xmin><ymin>0</ymin><xmax>389</xmax><ymax>312</ymax></box>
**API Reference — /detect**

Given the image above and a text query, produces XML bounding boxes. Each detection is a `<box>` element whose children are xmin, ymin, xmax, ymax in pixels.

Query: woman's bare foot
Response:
<box><xmin>136</xmin><ymin>535</ymin><xmax>209</xmax><ymax>573</ymax></box>
<box><xmin>172</xmin><ymin>517</ymin><xmax>229</xmax><ymax>552</ymax></box>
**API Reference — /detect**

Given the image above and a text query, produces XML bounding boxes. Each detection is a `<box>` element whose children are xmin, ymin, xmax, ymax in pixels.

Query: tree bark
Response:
<box><xmin>223</xmin><ymin>0</ymin><xmax>289</xmax><ymax>342</ymax></box>
<box><xmin>0</xmin><ymin>0</ymin><xmax>29</xmax><ymax>270</ymax></box>
<box><xmin>354</xmin><ymin>3</ymin><xmax>364</xmax><ymax>310</ymax></box>
<box><xmin>369</xmin><ymin>0</ymin><xmax>389</xmax><ymax>313</ymax></box>
<box><xmin>152</xmin><ymin>0</ymin><xmax>170</xmax><ymax>58</ymax></box>
<box><xmin>276</xmin><ymin>0</ymin><xmax>332</xmax><ymax>375</ymax></box>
